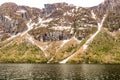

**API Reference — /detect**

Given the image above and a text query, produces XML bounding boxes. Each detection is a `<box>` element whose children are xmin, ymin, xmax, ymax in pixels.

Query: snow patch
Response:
<box><xmin>16</xmin><ymin>9</ymin><xmax>27</xmax><ymax>13</ymax></box>
<box><xmin>59</xmin><ymin>53</ymin><xmax>76</xmax><ymax>64</ymax></box>
<box><xmin>51</xmin><ymin>26</ymin><xmax>71</xmax><ymax>31</ymax></box>
<box><xmin>37</xmin><ymin>18</ymin><xmax>53</xmax><ymax>27</ymax></box>
<box><xmin>91</xmin><ymin>10</ymin><xmax>96</xmax><ymax>19</ymax></box>
<box><xmin>27</xmin><ymin>34</ymin><xmax>48</xmax><ymax>57</ymax></box>
<box><xmin>6</xmin><ymin>33</ymin><xmax>21</xmax><ymax>41</ymax></box>
<box><xmin>59</xmin><ymin>40</ymin><xmax>78</xmax><ymax>63</ymax></box>
<box><xmin>73</xmin><ymin>36</ymin><xmax>81</xmax><ymax>44</ymax></box>
<box><xmin>83</xmin><ymin>14</ymin><xmax>107</xmax><ymax>51</ymax></box>
<box><xmin>59</xmin><ymin>37</ymin><xmax>82</xmax><ymax>64</ymax></box>
<box><xmin>64</xmin><ymin>11</ymin><xmax>72</xmax><ymax>16</ymax></box>
<box><xmin>5</xmin><ymin>16</ymin><xmax>12</xmax><ymax>21</ymax></box>
<box><xmin>70</xmin><ymin>28</ymin><xmax>74</xmax><ymax>34</ymax></box>
<box><xmin>21</xmin><ymin>20</ymin><xmax>35</xmax><ymax>36</ymax></box>
<box><xmin>27</xmin><ymin>36</ymin><xmax>34</xmax><ymax>44</ymax></box>
<box><xmin>81</xmin><ymin>18</ymin><xmax>86</xmax><ymax>21</ymax></box>
<box><xmin>78</xmin><ymin>27</ymin><xmax>87</xmax><ymax>30</ymax></box>
<box><xmin>59</xmin><ymin>12</ymin><xmax>107</xmax><ymax>64</ymax></box>
<box><xmin>39</xmin><ymin>18</ymin><xmax>53</xmax><ymax>24</ymax></box>
<box><xmin>60</xmin><ymin>36</ymin><xmax>81</xmax><ymax>48</ymax></box>
<box><xmin>47</xmin><ymin>57</ymin><xmax>54</xmax><ymax>63</ymax></box>
<box><xmin>60</xmin><ymin>39</ymin><xmax>70</xmax><ymax>48</ymax></box>
<box><xmin>44</xmin><ymin>45</ymin><xmax>49</xmax><ymax>50</ymax></box>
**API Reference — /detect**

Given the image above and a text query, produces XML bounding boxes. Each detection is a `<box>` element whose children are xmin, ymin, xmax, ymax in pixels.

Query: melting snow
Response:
<box><xmin>59</xmin><ymin>36</ymin><xmax>82</xmax><ymax>64</ymax></box>
<box><xmin>83</xmin><ymin>14</ymin><xmax>107</xmax><ymax>51</ymax></box>
<box><xmin>21</xmin><ymin>20</ymin><xmax>35</xmax><ymax>36</ymax></box>
<box><xmin>44</xmin><ymin>45</ymin><xmax>49</xmax><ymax>50</ymax></box>
<box><xmin>60</xmin><ymin>39</ymin><xmax>70</xmax><ymax>48</ymax></box>
<box><xmin>39</xmin><ymin>18</ymin><xmax>53</xmax><ymax>24</ymax></box>
<box><xmin>64</xmin><ymin>11</ymin><xmax>72</xmax><ymax>16</ymax></box>
<box><xmin>59</xmin><ymin>12</ymin><xmax>107</xmax><ymax>64</ymax></box>
<box><xmin>73</xmin><ymin>36</ymin><xmax>81</xmax><ymax>44</ymax></box>
<box><xmin>6</xmin><ymin>33</ymin><xmax>21</xmax><ymax>41</ymax></box>
<box><xmin>78</xmin><ymin>27</ymin><xmax>87</xmax><ymax>30</ymax></box>
<box><xmin>27</xmin><ymin>34</ymin><xmax>48</xmax><ymax>57</ymax></box>
<box><xmin>59</xmin><ymin>52</ymin><xmax>76</xmax><ymax>64</ymax></box>
<box><xmin>51</xmin><ymin>26</ymin><xmax>71</xmax><ymax>31</ymax></box>
<box><xmin>91</xmin><ymin>10</ymin><xmax>96</xmax><ymax>19</ymax></box>
<box><xmin>5</xmin><ymin>16</ymin><xmax>12</xmax><ymax>21</ymax></box>
<box><xmin>70</xmin><ymin>28</ymin><xmax>74</xmax><ymax>34</ymax></box>
<box><xmin>37</xmin><ymin>18</ymin><xmax>53</xmax><ymax>27</ymax></box>
<box><xmin>16</xmin><ymin>9</ymin><xmax>27</xmax><ymax>13</ymax></box>
<box><xmin>47</xmin><ymin>57</ymin><xmax>54</xmax><ymax>63</ymax></box>
<box><xmin>27</xmin><ymin>35</ymin><xmax>34</xmax><ymax>44</ymax></box>
<box><xmin>81</xmin><ymin>18</ymin><xmax>86</xmax><ymax>21</ymax></box>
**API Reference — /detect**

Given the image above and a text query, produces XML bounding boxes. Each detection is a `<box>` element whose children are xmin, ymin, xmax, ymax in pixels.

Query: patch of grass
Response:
<box><xmin>0</xmin><ymin>40</ymin><xmax>47</xmax><ymax>63</ymax></box>
<box><xmin>88</xmin><ymin>30</ymin><xmax>117</xmax><ymax>54</ymax></box>
<box><xmin>68</xmin><ymin>30</ymin><xmax>120</xmax><ymax>64</ymax></box>
<box><xmin>86</xmin><ymin>30</ymin><xmax>120</xmax><ymax>63</ymax></box>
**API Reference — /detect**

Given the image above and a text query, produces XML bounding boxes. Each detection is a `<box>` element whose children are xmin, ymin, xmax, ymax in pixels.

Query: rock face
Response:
<box><xmin>44</xmin><ymin>2</ymin><xmax>75</xmax><ymax>15</ymax></box>
<box><xmin>44</xmin><ymin>4</ymin><xmax>56</xmax><ymax>15</ymax></box>
<box><xmin>91</xmin><ymin>0</ymin><xmax>120</xmax><ymax>20</ymax></box>
<box><xmin>34</xmin><ymin>31</ymin><xmax>73</xmax><ymax>42</ymax></box>
<box><xmin>28</xmin><ymin>2</ymin><xmax>97</xmax><ymax>42</ymax></box>
<box><xmin>0</xmin><ymin>2</ymin><xmax>42</xmax><ymax>37</ymax></box>
<box><xmin>1</xmin><ymin>0</ymin><xmax>119</xmax><ymax>41</ymax></box>
<box><xmin>0</xmin><ymin>0</ymin><xmax>119</xmax><ymax>41</ymax></box>
<box><xmin>95</xmin><ymin>0</ymin><xmax>120</xmax><ymax>32</ymax></box>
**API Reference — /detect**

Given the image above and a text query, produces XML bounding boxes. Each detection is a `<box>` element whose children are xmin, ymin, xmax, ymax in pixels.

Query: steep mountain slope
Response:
<box><xmin>0</xmin><ymin>40</ymin><xmax>47</xmax><ymax>63</ymax></box>
<box><xmin>0</xmin><ymin>2</ymin><xmax>41</xmax><ymax>40</ymax></box>
<box><xmin>91</xmin><ymin>0</ymin><xmax>120</xmax><ymax>20</ymax></box>
<box><xmin>0</xmin><ymin>0</ymin><xmax>120</xmax><ymax>63</ymax></box>
<box><xmin>63</xmin><ymin>0</ymin><xmax>120</xmax><ymax>63</ymax></box>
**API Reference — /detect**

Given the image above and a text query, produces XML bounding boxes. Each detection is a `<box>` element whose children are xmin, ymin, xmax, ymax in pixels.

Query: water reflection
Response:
<box><xmin>81</xmin><ymin>64</ymin><xmax>106</xmax><ymax>80</ymax></box>
<box><xmin>0</xmin><ymin>64</ymin><xmax>120</xmax><ymax>80</ymax></box>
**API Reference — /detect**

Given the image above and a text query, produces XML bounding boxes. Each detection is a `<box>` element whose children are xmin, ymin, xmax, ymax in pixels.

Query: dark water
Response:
<box><xmin>0</xmin><ymin>64</ymin><xmax>120</xmax><ymax>80</ymax></box>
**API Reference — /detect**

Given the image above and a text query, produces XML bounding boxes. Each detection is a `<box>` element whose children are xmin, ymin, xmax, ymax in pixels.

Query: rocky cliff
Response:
<box><xmin>0</xmin><ymin>0</ymin><xmax>120</xmax><ymax>63</ymax></box>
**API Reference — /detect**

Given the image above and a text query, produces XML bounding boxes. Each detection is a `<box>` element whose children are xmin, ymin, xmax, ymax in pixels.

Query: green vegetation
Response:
<box><xmin>86</xmin><ymin>30</ymin><xmax>120</xmax><ymax>63</ymax></box>
<box><xmin>68</xmin><ymin>30</ymin><xmax>120</xmax><ymax>64</ymax></box>
<box><xmin>0</xmin><ymin>40</ymin><xmax>47</xmax><ymax>63</ymax></box>
<box><xmin>88</xmin><ymin>30</ymin><xmax>115</xmax><ymax>54</ymax></box>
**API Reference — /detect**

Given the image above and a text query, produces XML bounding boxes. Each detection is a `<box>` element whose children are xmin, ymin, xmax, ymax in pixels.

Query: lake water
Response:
<box><xmin>0</xmin><ymin>64</ymin><xmax>120</xmax><ymax>80</ymax></box>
